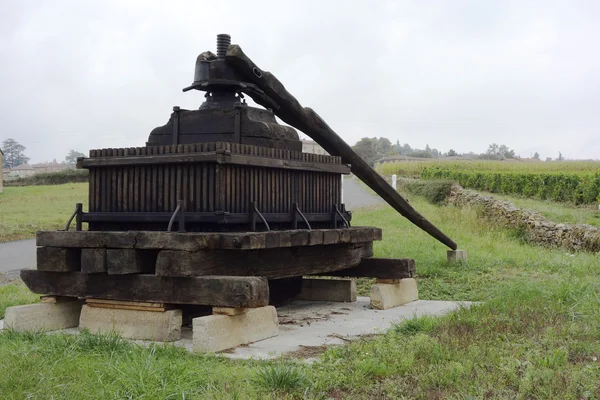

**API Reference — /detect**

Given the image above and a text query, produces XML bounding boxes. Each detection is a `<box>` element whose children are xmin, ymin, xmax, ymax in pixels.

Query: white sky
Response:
<box><xmin>1</xmin><ymin>0</ymin><xmax>599</xmax><ymax>162</ymax></box>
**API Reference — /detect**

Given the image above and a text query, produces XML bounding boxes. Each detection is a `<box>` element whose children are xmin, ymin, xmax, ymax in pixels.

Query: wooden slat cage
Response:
<box><xmin>79</xmin><ymin>142</ymin><xmax>351</xmax><ymax>232</ymax></box>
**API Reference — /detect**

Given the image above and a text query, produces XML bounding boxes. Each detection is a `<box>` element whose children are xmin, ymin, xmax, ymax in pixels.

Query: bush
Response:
<box><xmin>5</xmin><ymin>169</ymin><xmax>88</xmax><ymax>186</ymax></box>
<box><xmin>399</xmin><ymin>179</ymin><xmax>455</xmax><ymax>204</ymax></box>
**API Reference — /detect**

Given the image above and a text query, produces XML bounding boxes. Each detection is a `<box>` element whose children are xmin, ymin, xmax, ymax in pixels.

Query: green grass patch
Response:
<box><xmin>490</xmin><ymin>192</ymin><xmax>600</xmax><ymax>228</ymax></box>
<box><xmin>1</xmin><ymin>192</ymin><xmax>600</xmax><ymax>398</ymax></box>
<box><xmin>0</xmin><ymin>284</ymin><xmax>39</xmax><ymax>319</ymax></box>
<box><xmin>0</xmin><ymin>183</ymin><xmax>88</xmax><ymax>242</ymax></box>
<box><xmin>398</xmin><ymin>179</ymin><xmax>454</xmax><ymax>204</ymax></box>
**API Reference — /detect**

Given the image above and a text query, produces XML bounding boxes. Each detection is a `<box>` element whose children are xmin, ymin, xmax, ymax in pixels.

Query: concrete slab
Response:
<box><xmin>0</xmin><ymin>298</ymin><xmax>470</xmax><ymax>360</ymax></box>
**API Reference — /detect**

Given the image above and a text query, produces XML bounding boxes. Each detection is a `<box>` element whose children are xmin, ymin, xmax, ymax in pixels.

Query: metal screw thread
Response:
<box><xmin>216</xmin><ymin>34</ymin><xmax>231</xmax><ymax>58</ymax></box>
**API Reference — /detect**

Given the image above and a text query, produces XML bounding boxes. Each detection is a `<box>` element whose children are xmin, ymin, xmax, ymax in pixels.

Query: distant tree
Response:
<box><xmin>64</xmin><ymin>150</ymin><xmax>86</xmax><ymax>165</ymax></box>
<box><xmin>498</xmin><ymin>144</ymin><xmax>515</xmax><ymax>159</ymax></box>
<box><xmin>2</xmin><ymin>138</ymin><xmax>30</xmax><ymax>169</ymax></box>
<box><xmin>447</xmin><ymin>149</ymin><xmax>458</xmax><ymax>157</ymax></box>
<box><xmin>482</xmin><ymin>143</ymin><xmax>515</xmax><ymax>160</ymax></box>
<box><xmin>545</xmin><ymin>157</ymin><xmax>553</xmax><ymax>162</ymax></box>
<box><xmin>533</xmin><ymin>152</ymin><xmax>540</xmax><ymax>160</ymax></box>
<box><xmin>376</xmin><ymin>138</ymin><xmax>392</xmax><ymax>155</ymax></box>
<box><xmin>558</xmin><ymin>151</ymin><xmax>564</xmax><ymax>161</ymax></box>
<box><xmin>352</xmin><ymin>137</ymin><xmax>378</xmax><ymax>166</ymax></box>
<box><xmin>486</xmin><ymin>143</ymin><xmax>499</xmax><ymax>158</ymax></box>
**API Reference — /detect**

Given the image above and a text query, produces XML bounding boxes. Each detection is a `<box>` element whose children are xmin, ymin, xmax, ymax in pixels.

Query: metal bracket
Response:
<box><xmin>249</xmin><ymin>201</ymin><xmax>270</xmax><ymax>232</ymax></box>
<box><xmin>332</xmin><ymin>204</ymin><xmax>350</xmax><ymax>228</ymax></box>
<box><xmin>167</xmin><ymin>200</ymin><xmax>186</xmax><ymax>232</ymax></box>
<box><xmin>172</xmin><ymin>106</ymin><xmax>181</xmax><ymax>145</ymax></box>
<box><xmin>292</xmin><ymin>203</ymin><xmax>311</xmax><ymax>230</ymax></box>
<box><xmin>64</xmin><ymin>203</ymin><xmax>83</xmax><ymax>231</ymax></box>
<box><xmin>234</xmin><ymin>105</ymin><xmax>242</xmax><ymax>144</ymax></box>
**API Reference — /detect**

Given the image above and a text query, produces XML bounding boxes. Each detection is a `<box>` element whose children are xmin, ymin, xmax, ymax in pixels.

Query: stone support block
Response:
<box><xmin>3</xmin><ymin>300</ymin><xmax>83</xmax><ymax>332</ymax></box>
<box><xmin>296</xmin><ymin>278</ymin><xmax>356</xmax><ymax>302</ymax></box>
<box><xmin>212</xmin><ymin>307</ymin><xmax>248</xmax><ymax>316</ymax></box>
<box><xmin>370</xmin><ymin>278</ymin><xmax>418</xmax><ymax>310</ymax></box>
<box><xmin>193</xmin><ymin>306</ymin><xmax>278</xmax><ymax>353</ymax></box>
<box><xmin>447</xmin><ymin>249</ymin><xmax>468</xmax><ymax>263</ymax></box>
<box><xmin>79</xmin><ymin>305</ymin><xmax>182</xmax><ymax>341</ymax></box>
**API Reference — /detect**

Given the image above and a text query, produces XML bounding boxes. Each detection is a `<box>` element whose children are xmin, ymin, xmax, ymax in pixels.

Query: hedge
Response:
<box><xmin>421</xmin><ymin>168</ymin><xmax>600</xmax><ymax>204</ymax></box>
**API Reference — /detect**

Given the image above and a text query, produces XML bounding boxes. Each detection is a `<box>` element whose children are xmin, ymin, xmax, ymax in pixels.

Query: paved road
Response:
<box><xmin>342</xmin><ymin>176</ymin><xmax>385</xmax><ymax>210</ymax></box>
<box><xmin>0</xmin><ymin>238</ymin><xmax>36</xmax><ymax>273</ymax></box>
<box><xmin>0</xmin><ymin>177</ymin><xmax>382</xmax><ymax>274</ymax></box>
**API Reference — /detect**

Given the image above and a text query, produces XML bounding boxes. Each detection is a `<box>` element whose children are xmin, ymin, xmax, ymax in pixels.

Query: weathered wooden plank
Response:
<box><xmin>220</xmin><ymin>233</ymin><xmax>266</xmax><ymax>249</ymax></box>
<box><xmin>80</xmin><ymin>153</ymin><xmax>350</xmax><ymax>174</ymax></box>
<box><xmin>318</xmin><ymin>258</ymin><xmax>415</xmax><ymax>279</ymax></box>
<box><xmin>36</xmin><ymin>231</ymin><xmax>221</xmax><ymax>251</ymax></box>
<box><xmin>155</xmin><ymin>243</ymin><xmax>373</xmax><ymax>279</ymax></box>
<box><xmin>36</xmin><ymin>247</ymin><xmax>81</xmax><ymax>272</ymax></box>
<box><xmin>37</xmin><ymin>229</ymin><xmax>379</xmax><ymax>250</ymax></box>
<box><xmin>290</xmin><ymin>230</ymin><xmax>309</xmax><ymax>247</ymax></box>
<box><xmin>20</xmin><ymin>270</ymin><xmax>269</xmax><ymax>308</ymax></box>
<box><xmin>227</xmin><ymin>154</ymin><xmax>350</xmax><ymax>174</ymax></box>
<box><xmin>106</xmin><ymin>249</ymin><xmax>156</xmax><ymax>275</ymax></box>
<box><xmin>86</xmin><ymin>298</ymin><xmax>165</xmax><ymax>308</ymax></box>
<box><xmin>81</xmin><ymin>248</ymin><xmax>107</xmax><ymax>273</ymax></box>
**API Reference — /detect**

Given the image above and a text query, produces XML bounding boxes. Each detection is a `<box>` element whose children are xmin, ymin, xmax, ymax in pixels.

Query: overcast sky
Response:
<box><xmin>1</xmin><ymin>0</ymin><xmax>599</xmax><ymax>163</ymax></box>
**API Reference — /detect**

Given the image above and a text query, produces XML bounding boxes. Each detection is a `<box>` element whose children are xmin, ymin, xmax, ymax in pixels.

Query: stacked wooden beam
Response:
<box><xmin>21</xmin><ymin>227</ymin><xmax>421</xmax><ymax>309</ymax></box>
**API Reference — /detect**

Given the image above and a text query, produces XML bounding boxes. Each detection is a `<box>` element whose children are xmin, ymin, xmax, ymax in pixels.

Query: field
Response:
<box><xmin>377</xmin><ymin>159</ymin><xmax>600</xmax><ymax>204</ymax></box>
<box><xmin>0</xmin><ymin>183</ymin><xmax>88</xmax><ymax>242</ymax></box>
<box><xmin>1</xmin><ymin>183</ymin><xmax>600</xmax><ymax>398</ymax></box>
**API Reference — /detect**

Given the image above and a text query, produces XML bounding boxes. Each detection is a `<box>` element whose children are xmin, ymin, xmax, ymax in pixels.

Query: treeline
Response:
<box><xmin>350</xmin><ymin>137</ymin><xmax>555</xmax><ymax>166</ymax></box>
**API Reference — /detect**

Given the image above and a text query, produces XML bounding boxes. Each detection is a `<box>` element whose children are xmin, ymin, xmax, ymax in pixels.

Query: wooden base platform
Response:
<box><xmin>24</xmin><ymin>226</ymin><xmax>415</xmax><ymax>308</ymax></box>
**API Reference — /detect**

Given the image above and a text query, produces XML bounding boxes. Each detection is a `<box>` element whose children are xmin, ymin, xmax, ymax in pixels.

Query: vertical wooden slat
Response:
<box><xmin>122</xmin><ymin>148</ymin><xmax>129</xmax><ymax>212</ymax></box>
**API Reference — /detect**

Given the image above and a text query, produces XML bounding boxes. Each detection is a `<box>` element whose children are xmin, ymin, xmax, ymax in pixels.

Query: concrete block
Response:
<box><xmin>193</xmin><ymin>306</ymin><xmax>278</xmax><ymax>353</ymax></box>
<box><xmin>212</xmin><ymin>307</ymin><xmax>248</xmax><ymax>316</ymax></box>
<box><xmin>447</xmin><ymin>249</ymin><xmax>468</xmax><ymax>263</ymax></box>
<box><xmin>370</xmin><ymin>278</ymin><xmax>418</xmax><ymax>310</ymax></box>
<box><xmin>4</xmin><ymin>300</ymin><xmax>83</xmax><ymax>332</ymax></box>
<box><xmin>79</xmin><ymin>305</ymin><xmax>182</xmax><ymax>341</ymax></box>
<box><xmin>296</xmin><ymin>278</ymin><xmax>356</xmax><ymax>302</ymax></box>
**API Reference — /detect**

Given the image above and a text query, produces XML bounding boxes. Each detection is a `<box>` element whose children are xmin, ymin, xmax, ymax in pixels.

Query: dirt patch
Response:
<box><xmin>283</xmin><ymin>344</ymin><xmax>330</xmax><ymax>359</ymax></box>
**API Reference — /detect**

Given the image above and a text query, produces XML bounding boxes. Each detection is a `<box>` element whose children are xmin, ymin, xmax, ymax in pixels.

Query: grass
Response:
<box><xmin>489</xmin><ymin>192</ymin><xmax>600</xmax><ymax>228</ymax></box>
<box><xmin>0</xmin><ymin>183</ymin><xmax>88</xmax><ymax>242</ymax></box>
<box><xmin>0</xmin><ymin>284</ymin><xmax>39</xmax><ymax>319</ymax></box>
<box><xmin>1</xmin><ymin>188</ymin><xmax>600</xmax><ymax>398</ymax></box>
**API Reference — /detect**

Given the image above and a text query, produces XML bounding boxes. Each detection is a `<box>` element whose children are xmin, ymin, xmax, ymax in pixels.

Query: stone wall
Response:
<box><xmin>447</xmin><ymin>184</ymin><xmax>600</xmax><ymax>253</ymax></box>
